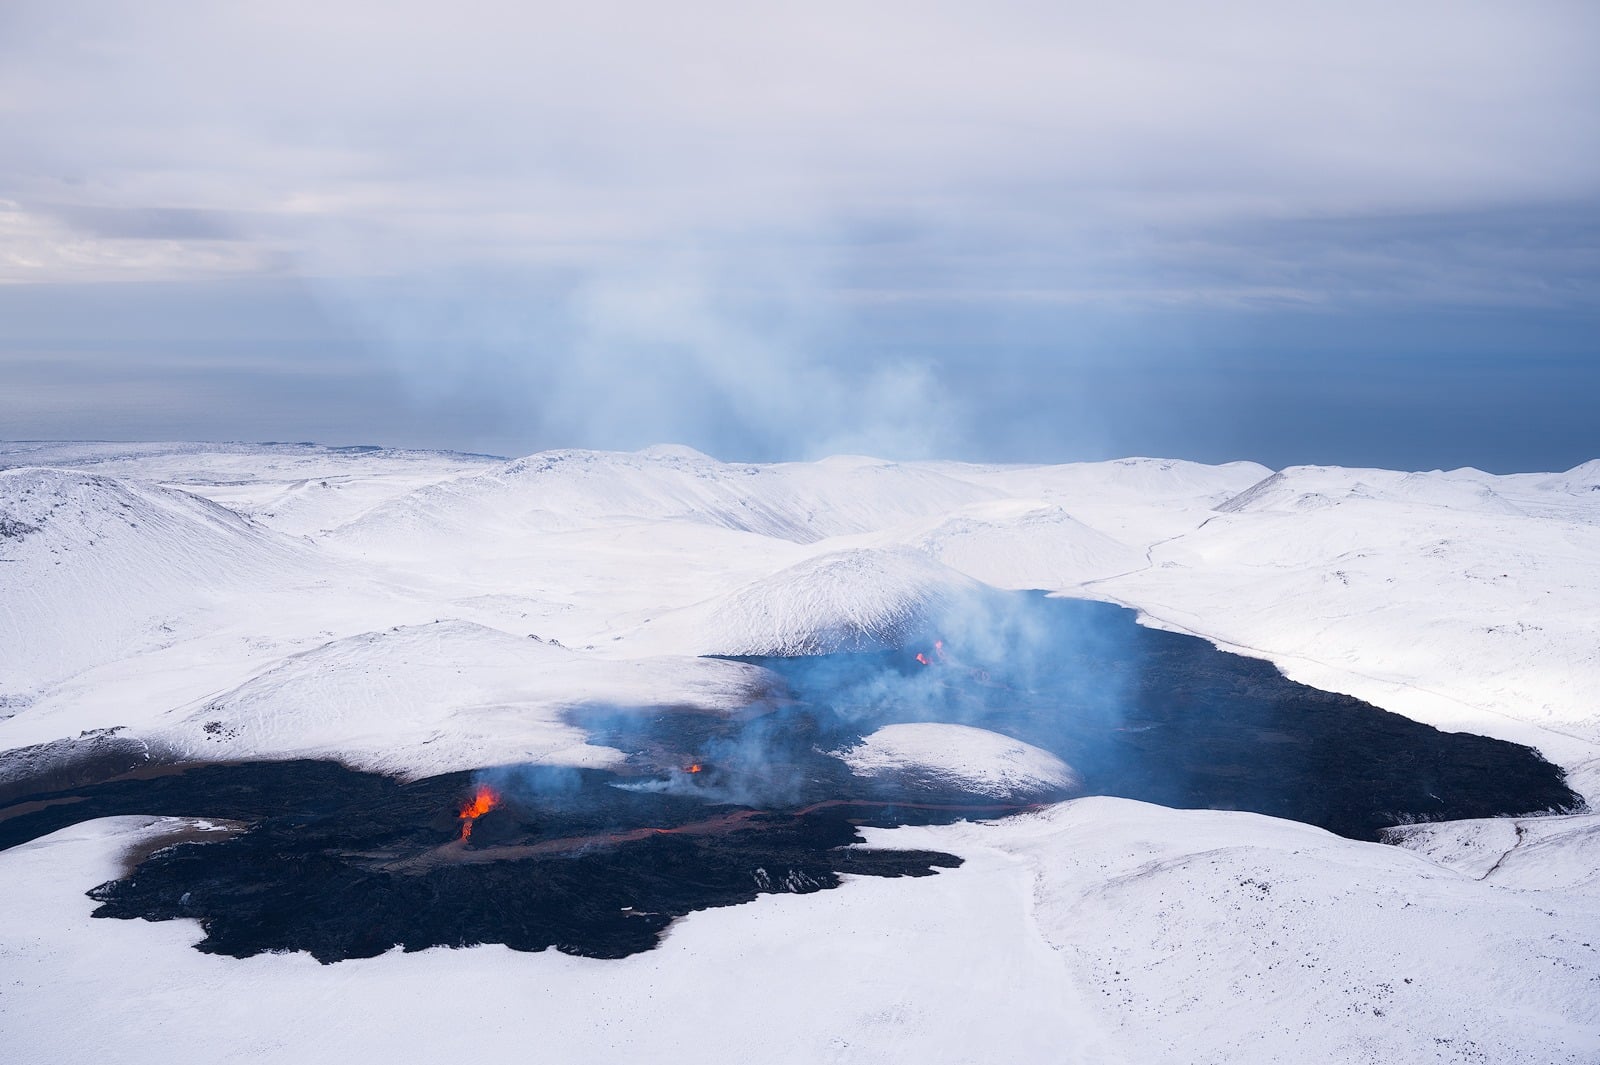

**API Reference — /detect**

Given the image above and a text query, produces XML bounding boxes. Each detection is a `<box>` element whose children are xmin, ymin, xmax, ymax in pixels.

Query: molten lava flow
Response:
<box><xmin>685</xmin><ymin>763</ymin><xmax>703</xmax><ymax>774</ymax></box>
<box><xmin>458</xmin><ymin>785</ymin><xmax>499</xmax><ymax>841</ymax></box>
<box><xmin>915</xmin><ymin>653</ymin><xmax>930</xmax><ymax>666</ymax></box>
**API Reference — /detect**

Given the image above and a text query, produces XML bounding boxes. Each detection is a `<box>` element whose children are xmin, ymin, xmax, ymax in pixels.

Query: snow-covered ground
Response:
<box><xmin>150</xmin><ymin>621</ymin><xmax>769</xmax><ymax>778</ymax></box>
<box><xmin>2</xmin><ymin>801</ymin><xmax>1593</xmax><ymax>1065</ymax></box>
<box><xmin>2</xmin><ymin>440</ymin><xmax>1598</xmax><ymax>1062</ymax></box>
<box><xmin>837</xmin><ymin>722</ymin><xmax>1081</xmax><ymax>800</ymax></box>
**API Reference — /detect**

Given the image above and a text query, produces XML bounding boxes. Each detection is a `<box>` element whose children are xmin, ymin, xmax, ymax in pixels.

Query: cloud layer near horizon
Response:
<box><xmin>1</xmin><ymin>2</ymin><xmax>1597</xmax><ymax>466</ymax></box>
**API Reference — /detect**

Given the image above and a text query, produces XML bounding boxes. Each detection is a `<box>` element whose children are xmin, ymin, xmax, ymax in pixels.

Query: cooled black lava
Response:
<box><xmin>0</xmin><ymin>595</ymin><xmax>1580</xmax><ymax>963</ymax></box>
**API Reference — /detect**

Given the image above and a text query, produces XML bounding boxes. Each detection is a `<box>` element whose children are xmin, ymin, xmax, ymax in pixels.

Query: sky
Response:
<box><xmin>1</xmin><ymin>1</ymin><xmax>1597</xmax><ymax>471</ymax></box>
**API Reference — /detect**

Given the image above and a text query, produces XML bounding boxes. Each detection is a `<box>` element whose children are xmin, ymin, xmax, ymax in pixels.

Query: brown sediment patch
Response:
<box><xmin>115</xmin><ymin>817</ymin><xmax>249</xmax><ymax>876</ymax></box>
<box><xmin>0</xmin><ymin>793</ymin><xmax>89</xmax><ymax>822</ymax></box>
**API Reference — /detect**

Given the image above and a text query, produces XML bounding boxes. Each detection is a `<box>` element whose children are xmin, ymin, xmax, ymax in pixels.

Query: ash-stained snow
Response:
<box><xmin>836</xmin><ymin>722</ymin><xmax>1081</xmax><ymax>799</ymax></box>
<box><xmin>328</xmin><ymin>447</ymin><xmax>1002</xmax><ymax>554</ymax></box>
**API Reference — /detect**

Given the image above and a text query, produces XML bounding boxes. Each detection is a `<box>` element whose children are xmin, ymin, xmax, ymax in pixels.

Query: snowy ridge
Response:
<box><xmin>909</xmin><ymin>501</ymin><xmax>1144</xmax><ymax>589</ymax></box>
<box><xmin>643</xmin><ymin>547</ymin><xmax>981</xmax><ymax>657</ymax></box>
<box><xmin>1386</xmin><ymin>811</ymin><xmax>1600</xmax><ymax>894</ymax></box>
<box><xmin>1216</xmin><ymin>464</ymin><xmax>1526</xmax><ymax>516</ymax></box>
<box><xmin>0</xmin><ymin>440</ymin><xmax>500</xmax><ymax>536</ymax></box>
<box><xmin>1213</xmin><ymin>469</ymin><xmax>1287</xmax><ymax>513</ymax></box>
<box><xmin>0</xmin><ymin>439</ymin><xmax>499</xmax><ymax>483</ymax></box>
<box><xmin>0</xmin><ymin>468</ymin><xmax>314</xmax><ymax>697</ymax></box>
<box><xmin>1098</xmin><ymin>461</ymin><xmax>1600</xmax><ymax>767</ymax></box>
<box><xmin>947</xmin><ymin>456</ymin><xmax>1273</xmax><ymax>504</ymax></box>
<box><xmin>329</xmin><ymin>448</ymin><xmax>1003</xmax><ymax>557</ymax></box>
<box><xmin>153</xmin><ymin>621</ymin><xmax>768</xmax><ymax>777</ymax></box>
<box><xmin>1538</xmin><ymin>458</ymin><xmax>1600</xmax><ymax>495</ymax></box>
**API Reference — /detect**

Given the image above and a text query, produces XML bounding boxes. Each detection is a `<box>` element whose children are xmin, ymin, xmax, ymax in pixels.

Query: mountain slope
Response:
<box><xmin>909</xmin><ymin>501</ymin><xmax>1144</xmax><ymax>589</ymax></box>
<box><xmin>328</xmin><ymin>448</ymin><xmax>1004</xmax><ymax>559</ymax></box>
<box><xmin>837</xmin><ymin>722</ymin><xmax>1082</xmax><ymax>799</ymax></box>
<box><xmin>630</xmin><ymin>547</ymin><xmax>983</xmax><ymax>656</ymax></box>
<box><xmin>152</xmin><ymin>621</ymin><xmax>769</xmax><ymax>777</ymax></box>
<box><xmin>0</xmin><ymin>469</ymin><xmax>314</xmax><ymax>701</ymax></box>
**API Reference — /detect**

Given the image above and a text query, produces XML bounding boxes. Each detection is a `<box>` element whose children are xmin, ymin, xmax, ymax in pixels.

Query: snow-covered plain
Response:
<box><xmin>2</xmin><ymin>441</ymin><xmax>1598</xmax><ymax>1063</ymax></box>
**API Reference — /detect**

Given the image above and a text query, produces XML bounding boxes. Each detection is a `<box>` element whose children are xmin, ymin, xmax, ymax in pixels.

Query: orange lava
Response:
<box><xmin>685</xmin><ymin>763</ymin><xmax>703</xmax><ymax>774</ymax></box>
<box><xmin>458</xmin><ymin>785</ymin><xmax>499</xmax><ymax>841</ymax></box>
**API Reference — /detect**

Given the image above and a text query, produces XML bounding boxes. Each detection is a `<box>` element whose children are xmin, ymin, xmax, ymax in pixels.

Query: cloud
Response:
<box><xmin>0</xmin><ymin>201</ymin><xmax>274</xmax><ymax>283</ymax></box>
<box><xmin>0</xmin><ymin>2</ymin><xmax>1596</xmax><ymax>464</ymax></box>
<box><xmin>3</xmin><ymin>1</ymin><xmax>1595</xmax><ymax>284</ymax></box>
<box><xmin>310</xmin><ymin>244</ymin><xmax>968</xmax><ymax>460</ymax></box>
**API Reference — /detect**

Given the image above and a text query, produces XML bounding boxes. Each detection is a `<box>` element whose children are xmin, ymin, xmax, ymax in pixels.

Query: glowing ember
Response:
<box><xmin>915</xmin><ymin>653</ymin><xmax>931</xmax><ymax>666</ymax></box>
<box><xmin>685</xmin><ymin>763</ymin><xmax>704</xmax><ymax>774</ymax></box>
<box><xmin>457</xmin><ymin>785</ymin><xmax>499</xmax><ymax>841</ymax></box>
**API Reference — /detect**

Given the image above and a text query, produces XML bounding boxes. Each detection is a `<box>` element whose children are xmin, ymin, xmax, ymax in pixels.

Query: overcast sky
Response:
<box><xmin>2</xmin><ymin>1</ymin><xmax>1597</xmax><ymax>470</ymax></box>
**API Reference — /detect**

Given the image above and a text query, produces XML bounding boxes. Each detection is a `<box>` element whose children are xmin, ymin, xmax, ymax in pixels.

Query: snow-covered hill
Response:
<box><xmin>0</xmin><ymin>440</ymin><xmax>499</xmax><ymax>536</ymax></box>
<box><xmin>0</xmin><ymin>468</ymin><xmax>314</xmax><ymax>700</ymax></box>
<box><xmin>152</xmin><ymin>621</ymin><xmax>768</xmax><ymax>777</ymax></box>
<box><xmin>837</xmin><ymin>722</ymin><xmax>1082</xmax><ymax>799</ymax></box>
<box><xmin>877</xmin><ymin>799</ymin><xmax>1600</xmax><ymax>1063</ymax></box>
<box><xmin>1386</xmin><ymin>810</ymin><xmax>1600</xmax><ymax>894</ymax></box>
<box><xmin>632</xmin><ymin>547</ymin><xmax>982</xmax><ymax>656</ymax></box>
<box><xmin>2</xmin><ymin>440</ymin><xmax>1598</xmax><ymax>1065</ymax></box>
<box><xmin>329</xmin><ymin>448</ymin><xmax>1004</xmax><ymax>560</ymax></box>
<box><xmin>1089</xmin><ymin>462</ymin><xmax>1600</xmax><ymax>791</ymax></box>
